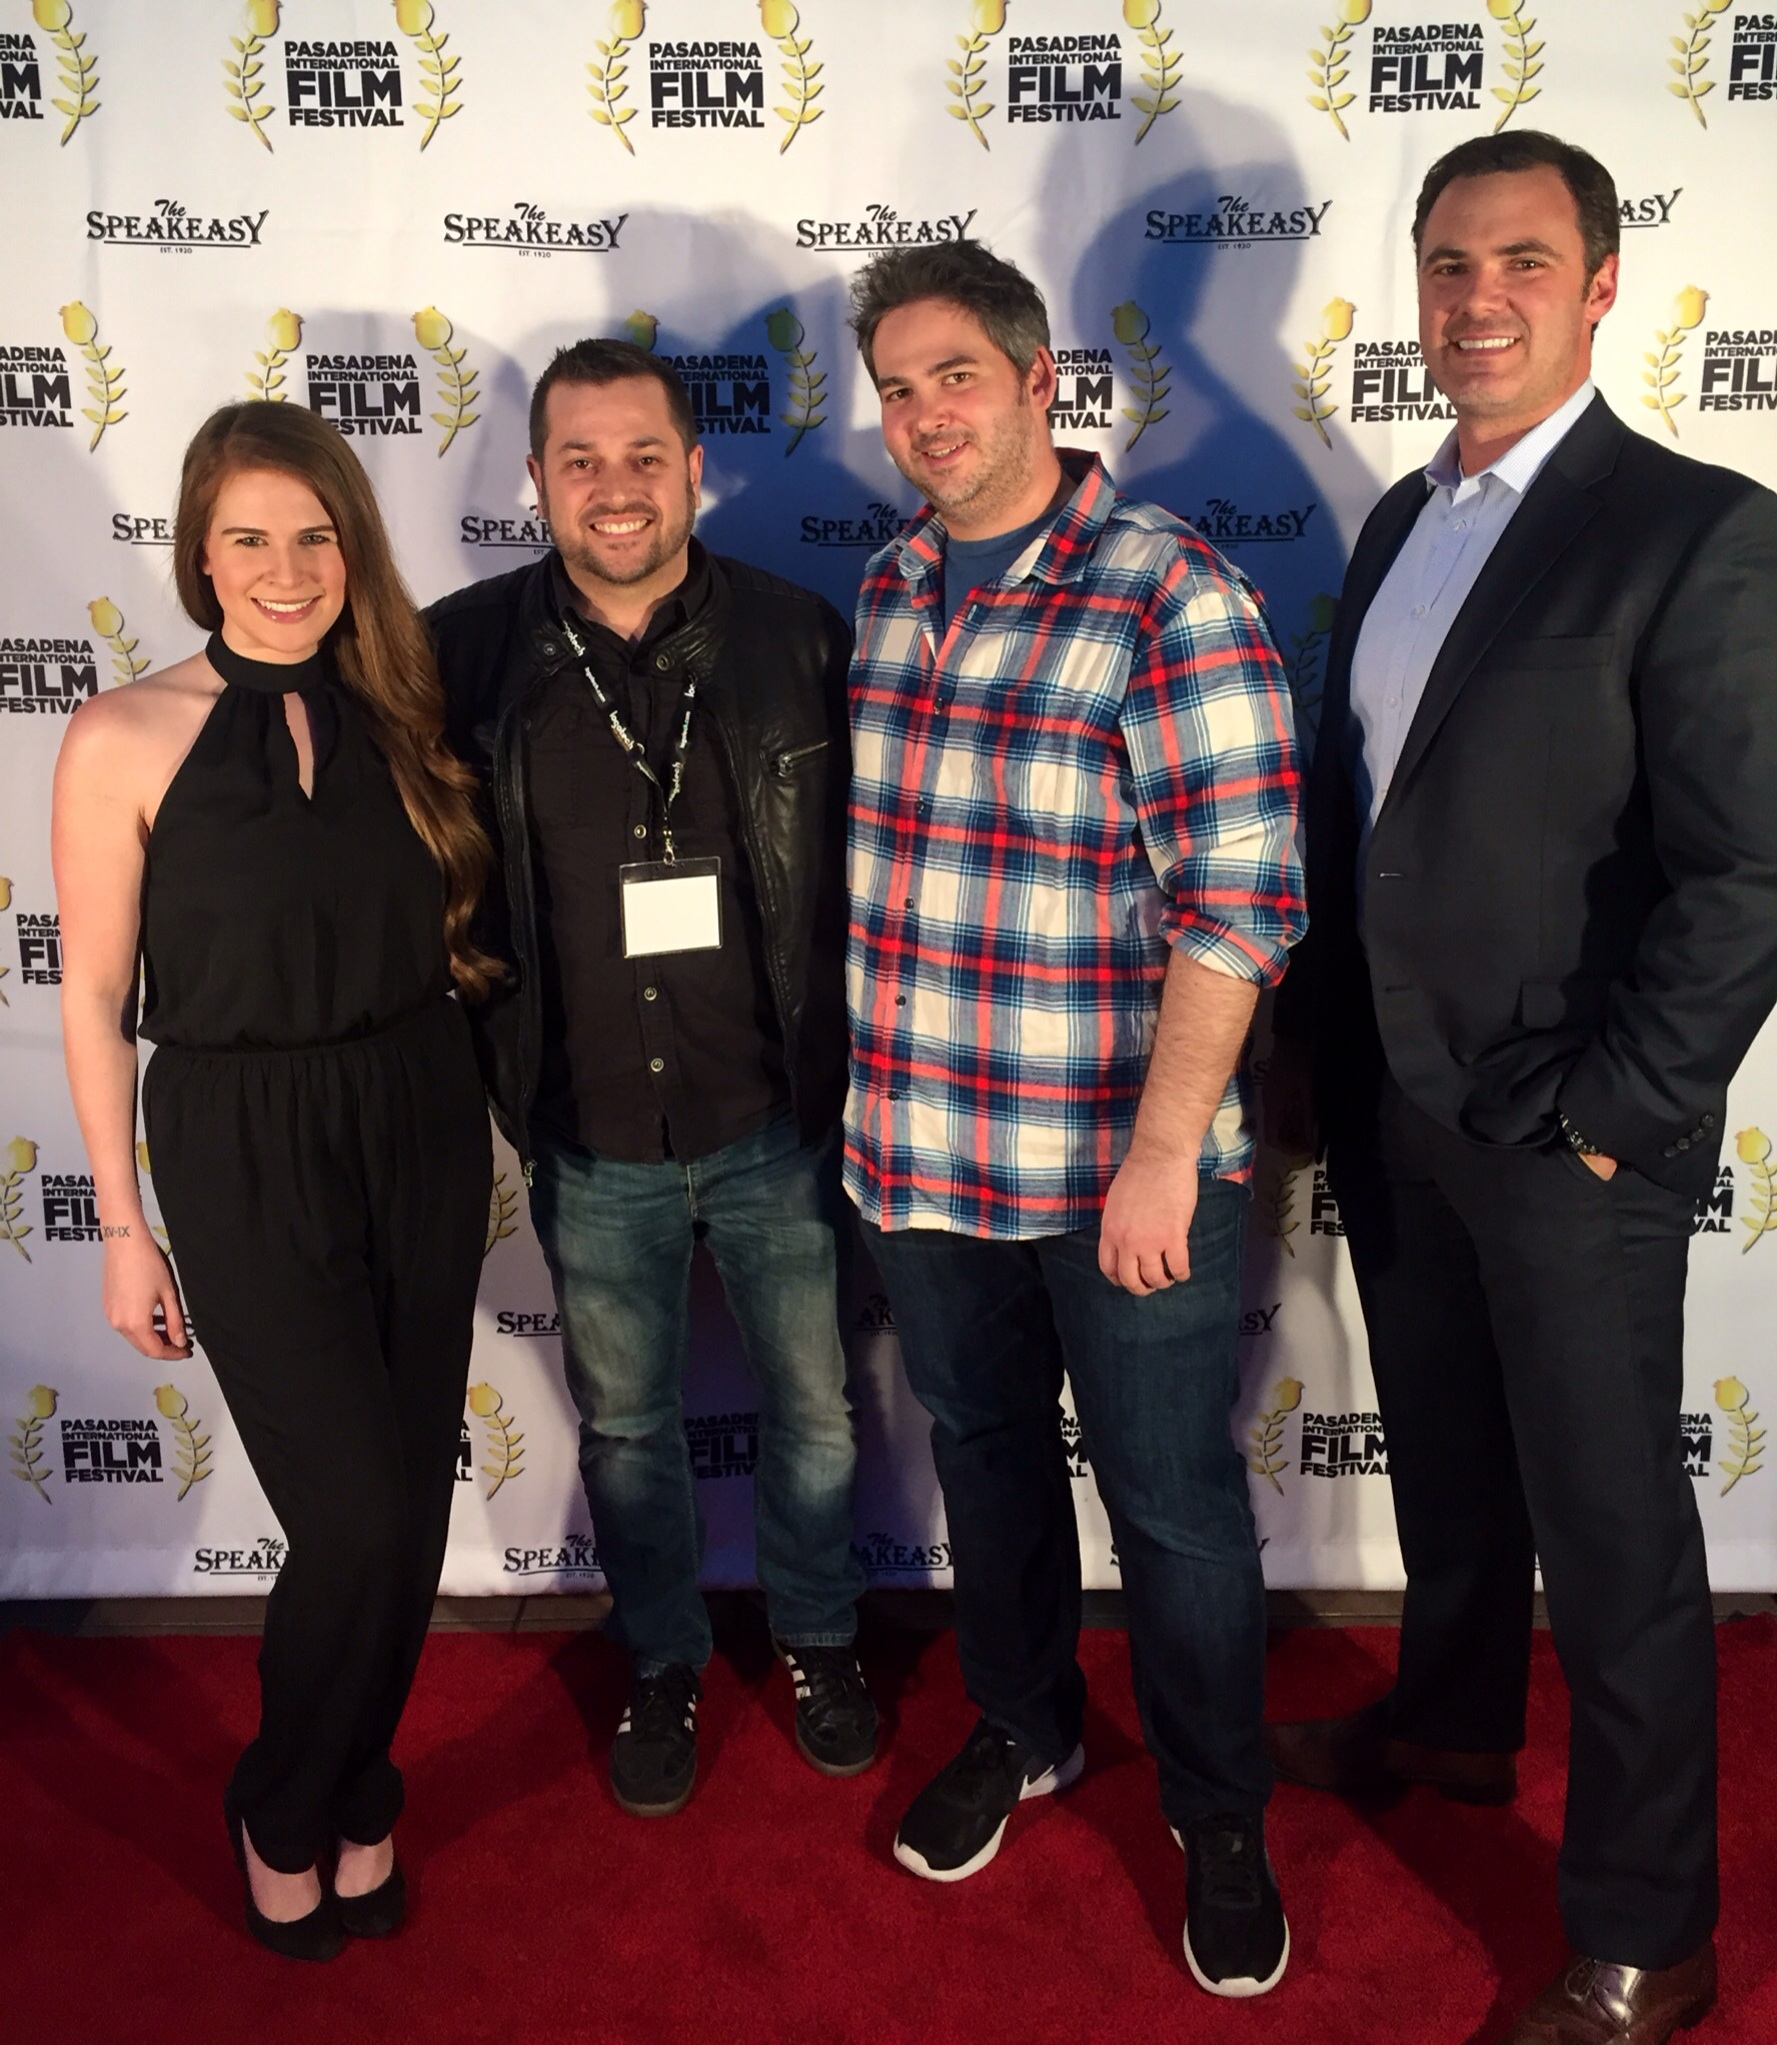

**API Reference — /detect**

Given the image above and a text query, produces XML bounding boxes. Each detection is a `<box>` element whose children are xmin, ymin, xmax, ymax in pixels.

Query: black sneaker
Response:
<box><xmin>776</xmin><ymin>1641</ymin><xmax>880</xmax><ymax>1777</ymax></box>
<box><xmin>609</xmin><ymin>1664</ymin><xmax>700</xmax><ymax>1817</ymax></box>
<box><xmin>1178</xmin><ymin>1813</ymin><xmax>1290</xmax><ymax>1998</ymax></box>
<box><xmin>893</xmin><ymin>1716</ymin><xmax>1084</xmax><ymax>1882</ymax></box>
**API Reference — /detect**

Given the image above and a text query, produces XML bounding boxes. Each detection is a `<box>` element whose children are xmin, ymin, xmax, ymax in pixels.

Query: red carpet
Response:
<box><xmin>5</xmin><ymin>1613</ymin><xmax>1775</xmax><ymax>2045</ymax></box>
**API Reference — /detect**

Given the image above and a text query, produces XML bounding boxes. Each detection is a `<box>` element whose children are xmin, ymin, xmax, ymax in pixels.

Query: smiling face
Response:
<box><xmin>527</xmin><ymin>374</ymin><xmax>703</xmax><ymax>608</ymax></box>
<box><xmin>869</xmin><ymin>297</ymin><xmax>1059</xmax><ymax>540</ymax></box>
<box><xmin>1416</xmin><ymin>164</ymin><xmax>1617</xmax><ymax>455</ymax></box>
<box><xmin>200</xmin><ymin>466</ymin><xmax>347</xmax><ymax>664</ymax></box>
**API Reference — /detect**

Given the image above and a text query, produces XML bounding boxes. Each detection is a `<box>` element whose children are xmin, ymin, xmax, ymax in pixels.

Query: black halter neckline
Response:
<box><xmin>206</xmin><ymin>631</ymin><xmax>332</xmax><ymax>697</ymax></box>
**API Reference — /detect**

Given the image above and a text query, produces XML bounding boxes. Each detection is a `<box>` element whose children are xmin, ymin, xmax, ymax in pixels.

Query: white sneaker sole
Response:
<box><xmin>893</xmin><ymin>1743</ymin><xmax>1086</xmax><ymax>1884</ymax></box>
<box><xmin>1183</xmin><ymin>1915</ymin><xmax>1289</xmax><ymax>1998</ymax></box>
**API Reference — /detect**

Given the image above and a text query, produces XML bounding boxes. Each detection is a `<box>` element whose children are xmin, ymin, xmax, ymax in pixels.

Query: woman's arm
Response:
<box><xmin>51</xmin><ymin>698</ymin><xmax>190</xmax><ymax>1360</ymax></box>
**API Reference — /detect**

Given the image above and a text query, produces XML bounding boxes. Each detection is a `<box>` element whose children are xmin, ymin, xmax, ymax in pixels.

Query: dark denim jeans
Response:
<box><xmin>530</xmin><ymin>1116</ymin><xmax>865</xmax><ymax>1674</ymax></box>
<box><xmin>861</xmin><ymin>1179</ymin><xmax>1270</xmax><ymax>1828</ymax></box>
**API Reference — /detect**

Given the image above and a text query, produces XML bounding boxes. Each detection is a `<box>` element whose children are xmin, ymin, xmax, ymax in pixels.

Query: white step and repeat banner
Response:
<box><xmin>2</xmin><ymin>1</ymin><xmax>1774</xmax><ymax>1600</ymax></box>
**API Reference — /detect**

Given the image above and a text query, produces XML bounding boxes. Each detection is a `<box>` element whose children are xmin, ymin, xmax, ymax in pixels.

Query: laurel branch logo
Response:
<box><xmin>393</xmin><ymin>0</ymin><xmax>462</xmax><ymax>149</ymax></box>
<box><xmin>1486</xmin><ymin>0</ymin><xmax>1542</xmax><ymax>130</ymax></box>
<box><xmin>1293</xmin><ymin>297</ymin><xmax>1355</xmax><ymax>447</ymax></box>
<box><xmin>1669</xmin><ymin>0</ymin><xmax>1733</xmax><ymax>128</ymax></box>
<box><xmin>223</xmin><ymin>0</ymin><xmax>279</xmax><ymax>149</ymax></box>
<box><xmin>947</xmin><ymin>0</ymin><xmax>1006</xmax><ymax>150</ymax></box>
<box><xmin>245</xmin><ymin>307</ymin><xmax>301</xmax><ymax>403</ymax></box>
<box><xmin>1252</xmin><ymin>1156</ymin><xmax>1301</xmax><ymax>1259</ymax></box>
<box><xmin>758</xmin><ymin>0</ymin><xmax>822</xmax><ymax>152</ymax></box>
<box><xmin>87</xmin><ymin>597</ymin><xmax>150</xmax><ymax>686</ymax></box>
<box><xmin>1285</xmin><ymin>591</ymin><xmax>1338</xmax><ymax>706</ymax></box>
<box><xmin>412</xmin><ymin>306</ymin><xmax>478</xmax><ymax>456</ymax></box>
<box><xmin>154</xmin><ymin>1384</ymin><xmax>214</xmax><ymax>1500</ymax></box>
<box><xmin>466</xmin><ymin>1382</ymin><xmax>525</xmax><ymax>1497</ymax></box>
<box><xmin>1307</xmin><ymin>0</ymin><xmax>1368</xmax><ymax>140</ymax></box>
<box><xmin>1715</xmin><ymin>1375</ymin><xmax>1765</xmax><ymax>1493</ymax></box>
<box><xmin>1119</xmin><ymin>0</ymin><xmax>1181</xmax><ymax>143</ymax></box>
<box><xmin>1643</xmin><ymin>285</ymin><xmax>1709</xmax><ymax>438</ymax></box>
<box><xmin>589</xmin><ymin>0</ymin><xmax>644</xmax><ymax>154</ymax></box>
<box><xmin>2</xmin><ymin>1137</ymin><xmax>37</xmax><ymax>1262</ymax></box>
<box><xmin>1735</xmin><ymin>1126</ymin><xmax>1777</xmax><ymax>1251</ymax></box>
<box><xmin>764</xmin><ymin>308</ymin><xmax>826</xmax><ymax>455</ymax></box>
<box><xmin>1111</xmin><ymin>300</ymin><xmax>1171</xmax><ymax>452</ymax></box>
<box><xmin>9</xmin><ymin>1384</ymin><xmax>56</xmax><ymax>1501</ymax></box>
<box><xmin>484</xmin><ymin>1171</ymin><xmax>519</xmax><ymax>1257</ymax></box>
<box><xmin>58</xmin><ymin>300</ymin><xmax>125</xmax><ymax>452</ymax></box>
<box><xmin>1249</xmin><ymin>1376</ymin><xmax>1304</xmax><ymax>1492</ymax></box>
<box><xmin>33</xmin><ymin>0</ymin><xmax>99</xmax><ymax>145</ymax></box>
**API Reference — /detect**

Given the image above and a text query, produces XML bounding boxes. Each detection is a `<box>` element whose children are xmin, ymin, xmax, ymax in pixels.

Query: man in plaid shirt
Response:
<box><xmin>845</xmin><ymin>243</ymin><xmax>1304</xmax><ymax>1997</ymax></box>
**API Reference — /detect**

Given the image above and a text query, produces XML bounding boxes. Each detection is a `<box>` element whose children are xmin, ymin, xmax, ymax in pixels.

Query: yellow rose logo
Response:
<box><xmin>394</xmin><ymin>0</ymin><xmax>463</xmax><ymax>150</ymax></box>
<box><xmin>1111</xmin><ymin>299</ymin><xmax>1171</xmax><ymax>452</ymax></box>
<box><xmin>11</xmin><ymin>1385</ymin><xmax>58</xmax><ymax>1501</ymax></box>
<box><xmin>1310</xmin><ymin>8</ymin><xmax>1366</xmax><ymax>137</ymax></box>
<box><xmin>1123</xmin><ymin>0</ymin><xmax>1160</xmax><ymax>24</ymax></box>
<box><xmin>1644</xmin><ymin>287</ymin><xmax>1709</xmax><ymax>441</ymax></box>
<box><xmin>760</xmin><ymin>0</ymin><xmax>821</xmax><ymax>152</ymax></box>
<box><xmin>414</xmin><ymin>305</ymin><xmax>479</xmax><ymax>456</ymax></box>
<box><xmin>88</xmin><ymin>597</ymin><xmax>149</xmax><ymax>684</ymax></box>
<box><xmin>1487</xmin><ymin>3</ymin><xmax>1541</xmax><ymax>134</ymax></box>
<box><xmin>87</xmin><ymin>596</ymin><xmax>122</xmax><ymax>639</ymax></box>
<box><xmin>0</xmin><ymin>876</ymin><xmax>10</xmax><ymax>910</ymax></box>
<box><xmin>590</xmin><ymin>3</ymin><xmax>644</xmax><ymax>152</ymax></box>
<box><xmin>1128</xmin><ymin>0</ymin><xmax>1181</xmax><ymax>143</ymax></box>
<box><xmin>467</xmin><ymin>1384</ymin><xmax>525</xmax><ymax>1496</ymax></box>
<box><xmin>226</xmin><ymin>3</ymin><xmax>279</xmax><ymax>150</ymax></box>
<box><xmin>1671</xmin><ymin>0</ymin><xmax>1736</xmax><ymax>128</ymax></box>
<box><xmin>620</xmin><ymin>310</ymin><xmax>658</xmax><ymax>352</ymax></box>
<box><xmin>155</xmin><ymin>1384</ymin><xmax>214</xmax><ymax>1498</ymax></box>
<box><xmin>59</xmin><ymin>301</ymin><xmax>96</xmax><ymax>346</ymax></box>
<box><xmin>249</xmin><ymin>310</ymin><xmax>302</xmax><ymax>403</ymax></box>
<box><xmin>1715</xmin><ymin>1376</ymin><xmax>1765</xmax><ymax>1494</ymax></box>
<box><xmin>268</xmin><ymin>307</ymin><xmax>302</xmax><ymax>352</ymax></box>
<box><xmin>949</xmin><ymin>0</ymin><xmax>1005</xmax><ymax>149</ymax></box>
<box><xmin>36</xmin><ymin>0</ymin><xmax>98</xmax><ymax>144</ymax></box>
<box><xmin>1294</xmin><ymin>300</ymin><xmax>1356</xmax><ymax>448</ymax></box>
<box><xmin>759</xmin><ymin>0</ymin><xmax>798</xmax><ymax>35</ymax></box>
<box><xmin>1736</xmin><ymin>1125</ymin><xmax>1777</xmax><ymax>1251</ymax></box>
<box><xmin>1249</xmin><ymin>1378</ymin><xmax>1305</xmax><ymax>1492</ymax></box>
<box><xmin>33</xmin><ymin>0</ymin><xmax>72</xmax><ymax>27</ymax></box>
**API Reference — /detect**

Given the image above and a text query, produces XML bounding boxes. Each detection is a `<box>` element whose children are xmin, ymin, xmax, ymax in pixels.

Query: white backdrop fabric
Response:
<box><xmin>2</xmin><ymin>0</ymin><xmax>1774</xmax><ymax>1599</ymax></box>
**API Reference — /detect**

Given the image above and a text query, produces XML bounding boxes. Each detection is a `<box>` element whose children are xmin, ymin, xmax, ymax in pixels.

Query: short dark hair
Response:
<box><xmin>847</xmin><ymin>241</ymin><xmax>1050</xmax><ymax>382</ymax></box>
<box><xmin>1412</xmin><ymin>131</ymin><xmax>1619</xmax><ymax>279</ymax></box>
<box><xmin>528</xmin><ymin>337</ymin><xmax>696</xmax><ymax>459</ymax></box>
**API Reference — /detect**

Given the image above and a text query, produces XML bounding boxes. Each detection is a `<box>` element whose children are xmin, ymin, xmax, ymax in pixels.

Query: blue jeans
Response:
<box><xmin>530</xmin><ymin>1117</ymin><xmax>865</xmax><ymax>1673</ymax></box>
<box><xmin>861</xmin><ymin>1180</ymin><xmax>1270</xmax><ymax>1828</ymax></box>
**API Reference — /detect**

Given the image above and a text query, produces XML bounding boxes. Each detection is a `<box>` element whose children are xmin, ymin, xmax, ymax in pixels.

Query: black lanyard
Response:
<box><xmin>557</xmin><ymin>614</ymin><xmax>697</xmax><ymax>865</ymax></box>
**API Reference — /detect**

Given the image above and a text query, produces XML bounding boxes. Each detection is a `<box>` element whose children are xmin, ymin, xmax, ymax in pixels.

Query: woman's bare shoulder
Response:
<box><xmin>57</xmin><ymin>651</ymin><xmax>222</xmax><ymax>784</ymax></box>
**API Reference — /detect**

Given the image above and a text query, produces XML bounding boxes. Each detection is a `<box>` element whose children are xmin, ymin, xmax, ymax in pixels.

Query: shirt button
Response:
<box><xmin>649</xmin><ymin>1056</ymin><xmax>665</xmax><ymax>1074</ymax></box>
<box><xmin>643</xmin><ymin>985</ymin><xmax>658</xmax><ymax>1002</ymax></box>
<box><xmin>1385</xmin><ymin>696</ymin><xmax>1398</xmax><ymax>708</ymax></box>
<box><xmin>916</xmin><ymin>797</ymin><xmax>931</xmax><ymax>815</ymax></box>
<box><xmin>1412</xmin><ymin>604</ymin><xmax>1427</xmax><ymax>618</ymax></box>
<box><xmin>896</xmin><ymin>995</ymin><xmax>907</xmax><ymax>1008</ymax></box>
<box><xmin>632</xmin><ymin>823</ymin><xmax>647</xmax><ymax>839</ymax></box>
<box><xmin>1451</xmin><ymin>519</ymin><xmax>1466</xmax><ymax>532</ymax></box>
<box><xmin>905</xmin><ymin>896</ymin><xmax>915</xmax><ymax>911</ymax></box>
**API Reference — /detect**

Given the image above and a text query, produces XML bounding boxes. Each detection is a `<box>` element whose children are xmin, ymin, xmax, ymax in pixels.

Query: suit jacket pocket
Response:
<box><xmin>1518</xmin><ymin>974</ymin><xmax>1609</xmax><ymax>1030</ymax></box>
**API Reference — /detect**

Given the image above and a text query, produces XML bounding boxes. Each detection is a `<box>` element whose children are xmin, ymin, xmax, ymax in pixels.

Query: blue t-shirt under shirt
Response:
<box><xmin>939</xmin><ymin>511</ymin><xmax>1052</xmax><ymax>631</ymax></box>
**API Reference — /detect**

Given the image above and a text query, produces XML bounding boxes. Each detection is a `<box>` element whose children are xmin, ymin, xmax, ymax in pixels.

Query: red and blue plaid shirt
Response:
<box><xmin>844</xmin><ymin>455</ymin><xmax>1305</xmax><ymax>1239</ymax></box>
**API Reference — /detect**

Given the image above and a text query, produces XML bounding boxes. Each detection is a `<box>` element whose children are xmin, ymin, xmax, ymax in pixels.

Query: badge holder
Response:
<box><xmin>619</xmin><ymin>857</ymin><xmax>723</xmax><ymax>957</ymax></box>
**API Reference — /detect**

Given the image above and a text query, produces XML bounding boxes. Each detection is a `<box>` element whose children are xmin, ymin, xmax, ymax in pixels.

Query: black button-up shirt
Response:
<box><xmin>527</xmin><ymin>544</ymin><xmax>791</xmax><ymax>1161</ymax></box>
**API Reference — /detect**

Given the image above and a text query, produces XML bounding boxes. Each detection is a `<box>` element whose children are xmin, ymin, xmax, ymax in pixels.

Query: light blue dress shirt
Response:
<box><xmin>1349</xmin><ymin>379</ymin><xmax>1598</xmax><ymax>847</ymax></box>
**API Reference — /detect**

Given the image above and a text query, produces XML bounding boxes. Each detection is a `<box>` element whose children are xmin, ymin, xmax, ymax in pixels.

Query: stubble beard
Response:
<box><xmin>901</xmin><ymin>398</ymin><xmax>1036</xmax><ymax>530</ymax></box>
<box><xmin>556</xmin><ymin>491</ymin><xmax>696</xmax><ymax>591</ymax></box>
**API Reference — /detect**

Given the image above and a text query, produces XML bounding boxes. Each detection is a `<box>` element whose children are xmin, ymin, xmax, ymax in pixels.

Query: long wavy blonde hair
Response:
<box><xmin>172</xmin><ymin>401</ymin><xmax>500</xmax><ymax>999</ymax></box>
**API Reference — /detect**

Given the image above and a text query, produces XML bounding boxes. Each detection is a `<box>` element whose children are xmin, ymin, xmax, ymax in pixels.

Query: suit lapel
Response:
<box><xmin>1383</xmin><ymin>396</ymin><xmax>1623</xmax><ymax>809</ymax></box>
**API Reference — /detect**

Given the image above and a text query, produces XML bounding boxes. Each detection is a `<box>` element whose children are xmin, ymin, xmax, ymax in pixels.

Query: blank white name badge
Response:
<box><xmin>619</xmin><ymin>857</ymin><xmax>723</xmax><ymax>957</ymax></box>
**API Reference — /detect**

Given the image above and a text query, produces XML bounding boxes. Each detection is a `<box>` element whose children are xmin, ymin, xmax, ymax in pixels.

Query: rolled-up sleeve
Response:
<box><xmin>1118</xmin><ymin>555</ymin><xmax>1307</xmax><ymax>986</ymax></box>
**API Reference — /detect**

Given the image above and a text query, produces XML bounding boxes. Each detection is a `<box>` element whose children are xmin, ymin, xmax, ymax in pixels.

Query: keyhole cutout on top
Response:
<box><xmin>283</xmin><ymin>691</ymin><xmax>316</xmax><ymax>799</ymax></box>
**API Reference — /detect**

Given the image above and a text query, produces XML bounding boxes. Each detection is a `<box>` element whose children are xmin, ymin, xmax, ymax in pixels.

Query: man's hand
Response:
<box><xmin>1099</xmin><ymin>1144</ymin><xmax>1200</xmax><ymax>1295</ymax></box>
<box><xmin>1581</xmin><ymin>1153</ymin><xmax>1618</xmax><ymax>1181</ymax></box>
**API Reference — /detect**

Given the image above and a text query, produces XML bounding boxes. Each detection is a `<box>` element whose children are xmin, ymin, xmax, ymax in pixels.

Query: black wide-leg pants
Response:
<box><xmin>1328</xmin><ymin>1070</ymin><xmax>1716</xmax><ymax>1970</ymax></box>
<box><xmin>143</xmin><ymin>998</ymin><xmax>491</xmax><ymax>1873</ymax></box>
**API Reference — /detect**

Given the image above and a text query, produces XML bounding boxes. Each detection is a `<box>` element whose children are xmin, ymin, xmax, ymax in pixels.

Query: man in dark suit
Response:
<box><xmin>1266</xmin><ymin>132</ymin><xmax>1777</xmax><ymax>2043</ymax></box>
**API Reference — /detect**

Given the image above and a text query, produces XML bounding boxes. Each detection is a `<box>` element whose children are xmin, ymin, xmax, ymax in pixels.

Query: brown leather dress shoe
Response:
<box><xmin>1265</xmin><ymin>1700</ymin><xmax>1517</xmax><ymax>1805</ymax></box>
<box><xmin>1505</xmin><ymin>1943</ymin><xmax>1717</xmax><ymax>2043</ymax></box>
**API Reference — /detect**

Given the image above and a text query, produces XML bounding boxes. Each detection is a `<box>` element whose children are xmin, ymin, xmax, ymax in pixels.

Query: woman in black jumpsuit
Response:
<box><xmin>54</xmin><ymin>402</ymin><xmax>494</xmax><ymax>1959</ymax></box>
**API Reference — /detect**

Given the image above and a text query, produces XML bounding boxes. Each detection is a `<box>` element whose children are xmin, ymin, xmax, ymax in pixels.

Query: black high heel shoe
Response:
<box><xmin>333</xmin><ymin>1851</ymin><xmax>406</xmax><ymax>1938</ymax></box>
<box><xmin>223</xmin><ymin>1790</ymin><xmax>345</xmax><ymax>1962</ymax></box>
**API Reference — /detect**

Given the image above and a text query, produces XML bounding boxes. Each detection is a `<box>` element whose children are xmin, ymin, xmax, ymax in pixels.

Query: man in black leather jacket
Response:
<box><xmin>426</xmin><ymin>339</ymin><xmax>874</xmax><ymax>1818</ymax></box>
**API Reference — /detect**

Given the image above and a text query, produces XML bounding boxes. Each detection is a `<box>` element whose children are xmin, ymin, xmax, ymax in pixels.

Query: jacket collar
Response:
<box><xmin>527</xmin><ymin>540</ymin><xmax>729</xmax><ymax>689</ymax></box>
<box><xmin>892</xmin><ymin>449</ymin><xmax>1114</xmax><ymax>595</ymax></box>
